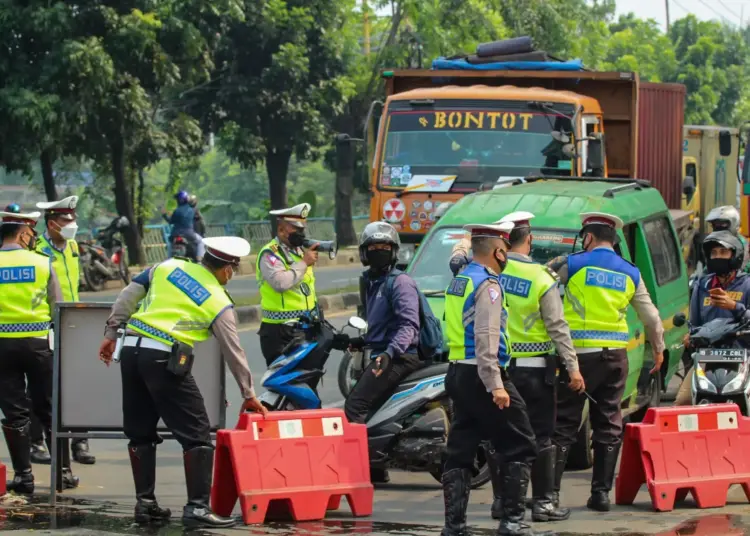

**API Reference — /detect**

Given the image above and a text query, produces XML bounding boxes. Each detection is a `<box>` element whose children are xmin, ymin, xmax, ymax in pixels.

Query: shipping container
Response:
<box><xmin>637</xmin><ymin>82</ymin><xmax>686</xmax><ymax>209</ymax></box>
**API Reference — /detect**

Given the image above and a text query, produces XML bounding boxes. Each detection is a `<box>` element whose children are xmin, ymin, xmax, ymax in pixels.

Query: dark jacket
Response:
<box><xmin>690</xmin><ymin>272</ymin><xmax>750</xmax><ymax>328</ymax></box>
<box><xmin>193</xmin><ymin>208</ymin><xmax>206</xmax><ymax>236</ymax></box>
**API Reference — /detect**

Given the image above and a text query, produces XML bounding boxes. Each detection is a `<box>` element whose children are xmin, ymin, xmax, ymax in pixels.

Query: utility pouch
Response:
<box><xmin>556</xmin><ymin>354</ymin><xmax>570</xmax><ymax>386</ymax></box>
<box><xmin>544</xmin><ymin>354</ymin><xmax>558</xmax><ymax>386</ymax></box>
<box><xmin>167</xmin><ymin>341</ymin><xmax>195</xmax><ymax>377</ymax></box>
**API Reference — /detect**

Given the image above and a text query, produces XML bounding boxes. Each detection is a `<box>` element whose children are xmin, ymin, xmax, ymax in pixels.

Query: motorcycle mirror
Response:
<box><xmin>673</xmin><ymin>313</ymin><xmax>687</xmax><ymax>328</ymax></box>
<box><xmin>348</xmin><ymin>316</ymin><xmax>367</xmax><ymax>330</ymax></box>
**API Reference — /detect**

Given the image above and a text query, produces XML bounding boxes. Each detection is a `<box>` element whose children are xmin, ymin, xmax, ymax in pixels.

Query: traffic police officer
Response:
<box><xmin>98</xmin><ymin>236</ymin><xmax>266</xmax><ymax>528</ymax></box>
<box><xmin>450</xmin><ymin>211</ymin><xmax>584</xmax><ymax>523</ymax></box>
<box><xmin>552</xmin><ymin>212</ymin><xmax>665</xmax><ymax>512</ymax></box>
<box><xmin>256</xmin><ymin>203</ymin><xmax>319</xmax><ymax>366</ymax></box>
<box><xmin>441</xmin><ymin>222</ymin><xmax>541</xmax><ymax>536</ymax></box>
<box><xmin>0</xmin><ymin>209</ymin><xmax>79</xmax><ymax>494</ymax></box>
<box><xmin>34</xmin><ymin>195</ymin><xmax>96</xmax><ymax>466</ymax></box>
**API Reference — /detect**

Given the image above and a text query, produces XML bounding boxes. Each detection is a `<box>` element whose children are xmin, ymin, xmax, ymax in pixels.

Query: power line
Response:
<box><xmin>698</xmin><ymin>0</ymin><xmax>736</xmax><ymax>25</ymax></box>
<box><xmin>718</xmin><ymin>0</ymin><xmax>743</xmax><ymax>21</ymax></box>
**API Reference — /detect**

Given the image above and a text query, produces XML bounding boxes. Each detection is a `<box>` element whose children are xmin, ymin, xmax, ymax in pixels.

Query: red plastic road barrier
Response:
<box><xmin>210</xmin><ymin>409</ymin><xmax>374</xmax><ymax>524</ymax></box>
<box><xmin>0</xmin><ymin>461</ymin><xmax>5</xmax><ymax>496</ymax></box>
<box><xmin>615</xmin><ymin>403</ymin><xmax>750</xmax><ymax>511</ymax></box>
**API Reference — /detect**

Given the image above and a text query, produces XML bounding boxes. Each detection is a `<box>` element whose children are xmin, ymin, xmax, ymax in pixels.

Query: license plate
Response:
<box><xmin>259</xmin><ymin>391</ymin><xmax>280</xmax><ymax>407</ymax></box>
<box><xmin>697</xmin><ymin>348</ymin><xmax>747</xmax><ymax>361</ymax></box>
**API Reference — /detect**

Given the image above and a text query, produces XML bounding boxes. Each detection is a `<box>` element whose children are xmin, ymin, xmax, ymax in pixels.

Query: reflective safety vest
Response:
<box><xmin>445</xmin><ymin>262</ymin><xmax>511</xmax><ymax>366</ymax></box>
<box><xmin>563</xmin><ymin>249</ymin><xmax>639</xmax><ymax>349</ymax></box>
<box><xmin>255</xmin><ymin>238</ymin><xmax>317</xmax><ymax>324</ymax></box>
<box><xmin>0</xmin><ymin>249</ymin><xmax>53</xmax><ymax>338</ymax></box>
<box><xmin>500</xmin><ymin>257</ymin><xmax>558</xmax><ymax>357</ymax></box>
<box><xmin>37</xmin><ymin>234</ymin><xmax>80</xmax><ymax>302</ymax></box>
<box><xmin>128</xmin><ymin>258</ymin><xmax>232</xmax><ymax>347</ymax></box>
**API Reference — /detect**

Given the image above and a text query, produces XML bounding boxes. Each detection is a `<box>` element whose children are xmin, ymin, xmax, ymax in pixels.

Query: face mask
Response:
<box><xmin>582</xmin><ymin>234</ymin><xmax>593</xmax><ymax>252</ymax></box>
<box><xmin>60</xmin><ymin>221</ymin><xmax>78</xmax><ymax>240</ymax></box>
<box><xmin>21</xmin><ymin>231</ymin><xmax>37</xmax><ymax>251</ymax></box>
<box><xmin>366</xmin><ymin>249</ymin><xmax>392</xmax><ymax>271</ymax></box>
<box><xmin>707</xmin><ymin>257</ymin><xmax>733</xmax><ymax>277</ymax></box>
<box><xmin>288</xmin><ymin>231</ymin><xmax>306</xmax><ymax>248</ymax></box>
<box><xmin>494</xmin><ymin>249</ymin><xmax>508</xmax><ymax>272</ymax></box>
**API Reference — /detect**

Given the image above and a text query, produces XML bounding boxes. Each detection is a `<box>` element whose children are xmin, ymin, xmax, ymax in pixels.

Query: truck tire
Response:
<box><xmin>567</xmin><ymin>411</ymin><xmax>593</xmax><ymax>470</ymax></box>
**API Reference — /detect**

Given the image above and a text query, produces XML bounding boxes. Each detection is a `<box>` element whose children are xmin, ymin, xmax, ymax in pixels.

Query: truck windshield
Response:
<box><xmin>409</xmin><ymin>227</ymin><xmax>582</xmax><ymax>294</ymax></box>
<box><xmin>379</xmin><ymin>100</ymin><xmax>575</xmax><ymax>191</ymax></box>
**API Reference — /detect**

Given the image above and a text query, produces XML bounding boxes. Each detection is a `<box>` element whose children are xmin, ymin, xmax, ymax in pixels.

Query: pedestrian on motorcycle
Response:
<box><xmin>705</xmin><ymin>206</ymin><xmax>747</xmax><ymax>271</ymax></box>
<box><xmin>188</xmin><ymin>195</ymin><xmax>206</xmax><ymax>237</ymax></box>
<box><xmin>162</xmin><ymin>191</ymin><xmax>204</xmax><ymax>261</ymax></box>
<box><xmin>343</xmin><ymin>221</ymin><xmax>423</xmax><ymax>484</ymax></box>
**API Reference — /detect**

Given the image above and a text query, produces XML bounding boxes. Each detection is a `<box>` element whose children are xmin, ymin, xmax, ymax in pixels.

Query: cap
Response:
<box><xmin>202</xmin><ymin>236</ymin><xmax>251</xmax><ymax>266</ymax></box>
<box><xmin>36</xmin><ymin>196</ymin><xmax>79</xmax><ymax>221</ymax></box>
<box><xmin>497</xmin><ymin>211</ymin><xmax>535</xmax><ymax>228</ymax></box>
<box><xmin>269</xmin><ymin>203</ymin><xmax>311</xmax><ymax>228</ymax></box>
<box><xmin>579</xmin><ymin>212</ymin><xmax>623</xmax><ymax>231</ymax></box>
<box><xmin>463</xmin><ymin>222</ymin><xmax>515</xmax><ymax>242</ymax></box>
<box><xmin>0</xmin><ymin>211</ymin><xmax>41</xmax><ymax>225</ymax></box>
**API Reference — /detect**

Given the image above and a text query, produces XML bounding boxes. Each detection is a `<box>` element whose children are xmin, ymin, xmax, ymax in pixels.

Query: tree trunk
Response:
<box><xmin>137</xmin><ymin>169</ymin><xmax>146</xmax><ymax>236</ymax></box>
<box><xmin>110</xmin><ymin>136</ymin><xmax>143</xmax><ymax>265</ymax></box>
<box><xmin>40</xmin><ymin>151</ymin><xmax>58</xmax><ymax>201</ymax></box>
<box><xmin>265</xmin><ymin>148</ymin><xmax>292</xmax><ymax>234</ymax></box>
<box><xmin>335</xmin><ymin>136</ymin><xmax>357</xmax><ymax>246</ymax></box>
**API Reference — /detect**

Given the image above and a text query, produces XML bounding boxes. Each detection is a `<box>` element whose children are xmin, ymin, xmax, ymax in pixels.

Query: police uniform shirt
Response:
<box><xmin>258</xmin><ymin>241</ymin><xmax>309</xmax><ymax>293</ymax></box>
<box><xmin>556</xmin><ymin>246</ymin><xmax>665</xmax><ymax>354</ymax></box>
<box><xmin>104</xmin><ymin>265</ymin><xmax>256</xmax><ymax>399</ymax></box>
<box><xmin>691</xmin><ymin>271</ymin><xmax>750</xmax><ymax>326</ymax></box>
<box><xmin>472</xmin><ymin>276</ymin><xmax>508</xmax><ymax>392</ymax></box>
<box><xmin>0</xmin><ymin>244</ymin><xmax>63</xmax><ymax>326</ymax></box>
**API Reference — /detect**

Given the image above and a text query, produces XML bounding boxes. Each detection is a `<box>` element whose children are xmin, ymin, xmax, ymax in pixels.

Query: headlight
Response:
<box><xmin>722</xmin><ymin>364</ymin><xmax>747</xmax><ymax>394</ymax></box>
<box><xmin>695</xmin><ymin>364</ymin><xmax>718</xmax><ymax>394</ymax></box>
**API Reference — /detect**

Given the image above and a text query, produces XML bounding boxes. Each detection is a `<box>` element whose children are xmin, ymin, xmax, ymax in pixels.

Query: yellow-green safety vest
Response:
<box><xmin>255</xmin><ymin>238</ymin><xmax>317</xmax><ymax>324</ymax></box>
<box><xmin>37</xmin><ymin>234</ymin><xmax>79</xmax><ymax>302</ymax></box>
<box><xmin>500</xmin><ymin>257</ymin><xmax>558</xmax><ymax>357</ymax></box>
<box><xmin>128</xmin><ymin>258</ymin><xmax>233</xmax><ymax>347</ymax></box>
<box><xmin>0</xmin><ymin>248</ymin><xmax>53</xmax><ymax>338</ymax></box>
<box><xmin>445</xmin><ymin>261</ymin><xmax>511</xmax><ymax>366</ymax></box>
<box><xmin>563</xmin><ymin>249</ymin><xmax>639</xmax><ymax>349</ymax></box>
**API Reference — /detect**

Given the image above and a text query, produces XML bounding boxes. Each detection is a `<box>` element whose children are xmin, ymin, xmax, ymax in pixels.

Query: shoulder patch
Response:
<box><xmin>488</xmin><ymin>286</ymin><xmax>500</xmax><ymax>304</ymax></box>
<box><xmin>542</xmin><ymin>265</ymin><xmax>560</xmax><ymax>282</ymax></box>
<box><xmin>447</xmin><ymin>277</ymin><xmax>468</xmax><ymax>297</ymax></box>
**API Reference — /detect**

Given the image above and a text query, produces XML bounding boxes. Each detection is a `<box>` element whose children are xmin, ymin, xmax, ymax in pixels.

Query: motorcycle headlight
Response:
<box><xmin>721</xmin><ymin>364</ymin><xmax>747</xmax><ymax>394</ymax></box>
<box><xmin>695</xmin><ymin>363</ymin><xmax>718</xmax><ymax>394</ymax></box>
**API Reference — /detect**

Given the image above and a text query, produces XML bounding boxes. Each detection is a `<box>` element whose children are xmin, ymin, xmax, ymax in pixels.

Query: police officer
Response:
<box><xmin>450</xmin><ymin>212</ymin><xmax>584</xmax><ymax>523</ymax></box>
<box><xmin>441</xmin><ymin>222</ymin><xmax>542</xmax><ymax>536</ymax></box>
<box><xmin>98</xmin><ymin>236</ymin><xmax>266</xmax><ymax>527</ymax></box>
<box><xmin>256</xmin><ymin>203</ymin><xmax>319</xmax><ymax>366</ymax></box>
<box><xmin>552</xmin><ymin>212</ymin><xmax>665</xmax><ymax>512</ymax></box>
<box><xmin>34</xmin><ymin>195</ymin><xmax>96</xmax><ymax>466</ymax></box>
<box><xmin>0</xmin><ymin>209</ymin><xmax>79</xmax><ymax>494</ymax></box>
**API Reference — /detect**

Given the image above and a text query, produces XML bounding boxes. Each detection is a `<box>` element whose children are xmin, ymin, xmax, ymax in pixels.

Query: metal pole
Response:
<box><xmin>363</xmin><ymin>0</ymin><xmax>371</xmax><ymax>56</ymax></box>
<box><xmin>49</xmin><ymin>307</ymin><xmax>61</xmax><ymax>506</ymax></box>
<box><xmin>665</xmin><ymin>0</ymin><xmax>671</xmax><ymax>32</ymax></box>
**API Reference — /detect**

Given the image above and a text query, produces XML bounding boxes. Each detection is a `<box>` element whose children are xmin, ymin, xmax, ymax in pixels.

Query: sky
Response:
<box><xmin>617</xmin><ymin>0</ymin><xmax>750</xmax><ymax>30</ymax></box>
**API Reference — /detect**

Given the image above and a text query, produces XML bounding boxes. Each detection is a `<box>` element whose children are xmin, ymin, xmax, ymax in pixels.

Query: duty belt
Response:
<box><xmin>511</xmin><ymin>341</ymin><xmax>554</xmax><ymax>355</ymax></box>
<box><xmin>510</xmin><ymin>356</ymin><xmax>547</xmax><ymax>368</ymax></box>
<box><xmin>261</xmin><ymin>309</ymin><xmax>310</xmax><ymax>321</ymax></box>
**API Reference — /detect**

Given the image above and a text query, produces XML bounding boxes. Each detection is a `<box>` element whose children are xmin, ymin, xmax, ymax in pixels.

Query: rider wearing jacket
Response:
<box><xmin>162</xmin><ymin>191</ymin><xmax>204</xmax><ymax>260</ymax></box>
<box><xmin>705</xmin><ymin>206</ymin><xmax>748</xmax><ymax>271</ymax></box>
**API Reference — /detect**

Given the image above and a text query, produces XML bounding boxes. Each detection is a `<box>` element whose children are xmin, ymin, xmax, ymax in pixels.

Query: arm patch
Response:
<box><xmin>447</xmin><ymin>277</ymin><xmax>468</xmax><ymax>297</ymax></box>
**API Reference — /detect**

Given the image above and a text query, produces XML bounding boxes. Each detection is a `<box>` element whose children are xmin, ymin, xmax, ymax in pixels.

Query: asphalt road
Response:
<box><xmin>80</xmin><ymin>264</ymin><xmax>364</xmax><ymax>302</ymax></box>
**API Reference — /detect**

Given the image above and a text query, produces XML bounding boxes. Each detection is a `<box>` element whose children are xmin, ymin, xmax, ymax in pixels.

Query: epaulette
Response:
<box><xmin>546</xmin><ymin>254</ymin><xmax>569</xmax><ymax>272</ymax></box>
<box><xmin>269</xmin><ymin>243</ymin><xmax>279</xmax><ymax>253</ymax></box>
<box><xmin>542</xmin><ymin>264</ymin><xmax>561</xmax><ymax>282</ymax></box>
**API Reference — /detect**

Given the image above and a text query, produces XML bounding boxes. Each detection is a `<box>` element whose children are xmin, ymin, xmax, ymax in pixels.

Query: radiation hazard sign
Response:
<box><xmin>383</xmin><ymin>198</ymin><xmax>406</xmax><ymax>223</ymax></box>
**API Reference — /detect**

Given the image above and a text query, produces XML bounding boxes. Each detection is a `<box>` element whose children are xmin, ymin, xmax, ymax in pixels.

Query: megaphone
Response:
<box><xmin>302</xmin><ymin>238</ymin><xmax>338</xmax><ymax>260</ymax></box>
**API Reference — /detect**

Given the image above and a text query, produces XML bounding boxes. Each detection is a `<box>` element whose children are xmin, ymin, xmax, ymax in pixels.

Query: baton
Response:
<box><xmin>582</xmin><ymin>390</ymin><xmax>597</xmax><ymax>405</ymax></box>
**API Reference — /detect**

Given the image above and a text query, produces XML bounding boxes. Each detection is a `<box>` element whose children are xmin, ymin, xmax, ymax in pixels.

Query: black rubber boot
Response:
<box><xmin>440</xmin><ymin>468</ymin><xmax>471</xmax><ymax>536</ymax></box>
<box><xmin>531</xmin><ymin>445</ymin><xmax>570</xmax><ymax>522</ymax></box>
<box><xmin>487</xmin><ymin>448</ymin><xmax>503</xmax><ymax>520</ymax></box>
<box><xmin>129</xmin><ymin>443</ymin><xmax>171</xmax><ymax>524</ymax></box>
<box><xmin>587</xmin><ymin>442</ymin><xmax>621</xmax><ymax>512</ymax></box>
<box><xmin>72</xmin><ymin>438</ymin><xmax>96</xmax><ymax>465</ymax></box>
<box><xmin>496</xmin><ymin>462</ymin><xmax>554</xmax><ymax>536</ymax></box>
<box><xmin>551</xmin><ymin>445</ymin><xmax>570</xmax><ymax>509</ymax></box>
<box><xmin>370</xmin><ymin>466</ymin><xmax>390</xmax><ymax>484</ymax></box>
<box><xmin>45</xmin><ymin>436</ymin><xmax>79</xmax><ymax>490</ymax></box>
<box><xmin>3</xmin><ymin>423</ymin><xmax>34</xmax><ymax>494</ymax></box>
<box><xmin>30</xmin><ymin>440</ymin><xmax>51</xmax><ymax>465</ymax></box>
<box><xmin>182</xmin><ymin>446</ymin><xmax>236</xmax><ymax>528</ymax></box>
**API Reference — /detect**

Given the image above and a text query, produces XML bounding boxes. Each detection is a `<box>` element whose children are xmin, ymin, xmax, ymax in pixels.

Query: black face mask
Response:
<box><xmin>288</xmin><ymin>231</ymin><xmax>306</xmax><ymax>248</ymax></box>
<box><xmin>367</xmin><ymin>250</ymin><xmax>393</xmax><ymax>272</ymax></box>
<box><xmin>707</xmin><ymin>257</ymin><xmax>733</xmax><ymax>276</ymax></box>
<box><xmin>494</xmin><ymin>249</ymin><xmax>508</xmax><ymax>272</ymax></box>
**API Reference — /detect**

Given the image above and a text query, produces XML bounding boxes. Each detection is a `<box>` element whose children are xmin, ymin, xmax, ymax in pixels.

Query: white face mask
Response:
<box><xmin>59</xmin><ymin>221</ymin><xmax>78</xmax><ymax>240</ymax></box>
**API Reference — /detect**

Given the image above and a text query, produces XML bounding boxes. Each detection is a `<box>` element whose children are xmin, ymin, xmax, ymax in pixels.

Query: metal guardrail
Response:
<box><xmin>84</xmin><ymin>216</ymin><xmax>370</xmax><ymax>266</ymax></box>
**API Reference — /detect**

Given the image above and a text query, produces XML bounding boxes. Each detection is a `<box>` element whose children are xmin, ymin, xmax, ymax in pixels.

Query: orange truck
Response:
<box><xmin>366</xmin><ymin>68</ymin><xmax>685</xmax><ymax>264</ymax></box>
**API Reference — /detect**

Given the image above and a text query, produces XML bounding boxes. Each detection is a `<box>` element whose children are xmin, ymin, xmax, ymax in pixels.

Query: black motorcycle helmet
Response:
<box><xmin>358</xmin><ymin>221</ymin><xmax>400</xmax><ymax>266</ymax></box>
<box><xmin>702</xmin><ymin>230</ymin><xmax>744</xmax><ymax>272</ymax></box>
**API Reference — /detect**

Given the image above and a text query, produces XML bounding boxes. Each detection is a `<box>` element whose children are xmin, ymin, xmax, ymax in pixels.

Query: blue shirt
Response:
<box><xmin>165</xmin><ymin>204</ymin><xmax>195</xmax><ymax>235</ymax></box>
<box><xmin>690</xmin><ymin>272</ymin><xmax>750</xmax><ymax>329</ymax></box>
<box><xmin>363</xmin><ymin>270</ymin><xmax>420</xmax><ymax>358</ymax></box>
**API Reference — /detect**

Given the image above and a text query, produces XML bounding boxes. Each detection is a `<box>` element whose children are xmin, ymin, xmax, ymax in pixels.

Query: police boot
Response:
<box><xmin>440</xmin><ymin>468</ymin><xmax>471</xmax><ymax>536</ymax></box>
<box><xmin>487</xmin><ymin>448</ymin><xmax>503</xmax><ymax>520</ymax></box>
<box><xmin>369</xmin><ymin>466</ymin><xmax>390</xmax><ymax>484</ymax></box>
<box><xmin>182</xmin><ymin>446</ymin><xmax>236</xmax><ymax>528</ymax></box>
<box><xmin>531</xmin><ymin>445</ymin><xmax>570</xmax><ymax>522</ymax></box>
<box><xmin>2</xmin><ymin>423</ymin><xmax>34</xmax><ymax>494</ymax></box>
<box><xmin>129</xmin><ymin>443</ymin><xmax>172</xmax><ymax>524</ymax></box>
<box><xmin>30</xmin><ymin>440</ymin><xmax>51</xmax><ymax>465</ymax></box>
<box><xmin>72</xmin><ymin>438</ymin><xmax>96</xmax><ymax>465</ymax></box>
<box><xmin>45</xmin><ymin>436</ymin><xmax>79</xmax><ymax>489</ymax></box>
<box><xmin>551</xmin><ymin>445</ymin><xmax>570</xmax><ymax>509</ymax></box>
<box><xmin>587</xmin><ymin>442</ymin><xmax>621</xmax><ymax>512</ymax></box>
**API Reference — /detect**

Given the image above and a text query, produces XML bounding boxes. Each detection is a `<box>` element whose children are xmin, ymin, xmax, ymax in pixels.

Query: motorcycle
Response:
<box><xmin>78</xmin><ymin>216</ymin><xmax>130</xmax><ymax>292</ymax></box>
<box><xmin>171</xmin><ymin>234</ymin><xmax>197</xmax><ymax>261</ymax></box>
<box><xmin>259</xmin><ymin>312</ymin><xmax>491</xmax><ymax>489</ymax></box>
<box><xmin>690</xmin><ymin>317</ymin><xmax>750</xmax><ymax>414</ymax></box>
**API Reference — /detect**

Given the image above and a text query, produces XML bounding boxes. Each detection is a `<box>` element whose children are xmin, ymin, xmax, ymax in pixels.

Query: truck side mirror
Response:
<box><xmin>673</xmin><ymin>312</ymin><xmax>687</xmax><ymax>328</ymax></box>
<box><xmin>719</xmin><ymin>130</ymin><xmax>732</xmax><ymax>157</ymax></box>
<box><xmin>587</xmin><ymin>134</ymin><xmax>605</xmax><ymax>177</ymax></box>
<box><xmin>682</xmin><ymin>176</ymin><xmax>695</xmax><ymax>197</ymax></box>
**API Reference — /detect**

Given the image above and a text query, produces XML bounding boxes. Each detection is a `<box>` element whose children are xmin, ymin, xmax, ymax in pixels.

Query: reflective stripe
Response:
<box><xmin>570</xmin><ymin>330</ymin><xmax>629</xmax><ymax>342</ymax></box>
<box><xmin>261</xmin><ymin>309</ymin><xmax>310</xmax><ymax>321</ymax></box>
<box><xmin>123</xmin><ymin>335</ymin><xmax>172</xmax><ymax>352</ymax></box>
<box><xmin>127</xmin><ymin>319</ymin><xmax>176</xmax><ymax>344</ymax></box>
<box><xmin>511</xmin><ymin>341</ymin><xmax>554</xmax><ymax>355</ymax></box>
<box><xmin>512</xmin><ymin>356</ymin><xmax>546</xmax><ymax>368</ymax></box>
<box><xmin>0</xmin><ymin>322</ymin><xmax>50</xmax><ymax>334</ymax></box>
